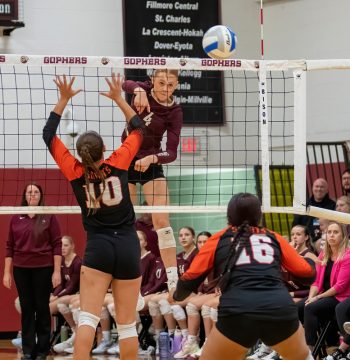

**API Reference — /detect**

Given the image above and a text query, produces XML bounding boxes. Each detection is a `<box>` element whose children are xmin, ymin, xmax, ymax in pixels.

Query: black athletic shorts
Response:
<box><xmin>83</xmin><ymin>225</ymin><xmax>141</xmax><ymax>280</ymax></box>
<box><xmin>128</xmin><ymin>159</ymin><xmax>165</xmax><ymax>185</ymax></box>
<box><xmin>216</xmin><ymin>313</ymin><xmax>300</xmax><ymax>348</ymax></box>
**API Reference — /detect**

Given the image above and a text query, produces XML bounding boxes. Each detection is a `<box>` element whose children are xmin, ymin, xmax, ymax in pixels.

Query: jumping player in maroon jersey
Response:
<box><xmin>122</xmin><ymin>69</ymin><xmax>182</xmax><ymax>296</ymax></box>
<box><xmin>174</xmin><ymin>193</ymin><xmax>316</xmax><ymax>360</ymax></box>
<box><xmin>43</xmin><ymin>73</ymin><xmax>144</xmax><ymax>360</ymax></box>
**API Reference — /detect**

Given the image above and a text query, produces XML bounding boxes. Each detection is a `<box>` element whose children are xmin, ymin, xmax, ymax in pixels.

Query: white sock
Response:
<box><xmin>187</xmin><ymin>335</ymin><xmax>197</xmax><ymax>343</ymax></box>
<box><xmin>181</xmin><ymin>329</ymin><xmax>189</xmax><ymax>338</ymax></box>
<box><xmin>102</xmin><ymin>331</ymin><xmax>111</xmax><ymax>342</ymax></box>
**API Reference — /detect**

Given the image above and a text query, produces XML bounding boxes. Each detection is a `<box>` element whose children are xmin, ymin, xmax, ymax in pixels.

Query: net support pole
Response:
<box><xmin>259</xmin><ymin>61</ymin><xmax>271</xmax><ymax>210</ymax></box>
<box><xmin>293</xmin><ymin>69</ymin><xmax>307</xmax><ymax>209</ymax></box>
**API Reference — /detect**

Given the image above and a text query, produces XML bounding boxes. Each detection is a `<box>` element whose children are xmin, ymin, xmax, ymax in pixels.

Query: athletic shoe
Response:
<box><xmin>246</xmin><ymin>343</ymin><xmax>271</xmax><ymax>359</ymax></box>
<box><xmin>344</xmin><ymin>322</ymin><xmax>350</xmax><ymax>335</ymax></box>
<box><xmin>325</xmin><ymin>348</ymin><xmax>347</xmax><ymax>360</ymax></box>
<box><xmin>106</xmin><ymin>342</ymin><xmax>120</xmax><ymax>355</ymax></box>
<box><xmin>64</xmin><ymin>346</ymin><xmax>74</xmax><ymax>354</ymax></box>
<box><xmin>190</xmin><ymin>345</ymin><xmax>203</xmax><ymax>358</ymax></box>
<box><xmin>92</xmin><ymin>339</ymin><xmax>114</xmax><ymax>354</ymax></box>
<box><xmin>261</xmin><ymin>351</ymin><xmax>281</xmax><ymax>360</ymax></box>
<box><xmin>53</xmin><ymin>336</ymin><xmax>75</xmax><ymax>354</ymax></box>
<box><xmin>173</xmin><ymin>339</ymin><xmax>200</xmax><ymax>359</ymax></box>
<box><xmin>11</xmin><ymin>336</ymin><xmax>22</xmax><ymax>348</ymax></box>
<box><xmin>138</xmin><ymin>345</ymin><xmax>155</xmax><ymax>356</ymax></box>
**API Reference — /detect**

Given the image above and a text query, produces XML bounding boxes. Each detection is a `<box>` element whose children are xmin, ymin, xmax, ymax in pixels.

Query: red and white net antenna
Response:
<box><xmin>260</xmin><ymin>0</ymin><xmax>265</xmax><ymax>59</ymax></box>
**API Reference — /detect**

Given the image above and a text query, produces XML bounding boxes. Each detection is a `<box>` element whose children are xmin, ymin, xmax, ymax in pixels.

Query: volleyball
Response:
<box><xmin>66</xmin><ymin>120</ymin><xmax>81</xmax><ymax>138</ymax></box>
<box><xmin>202</xmin><ymin>25</ymin><xmax>237</xmax><ymax>59</ymax></box>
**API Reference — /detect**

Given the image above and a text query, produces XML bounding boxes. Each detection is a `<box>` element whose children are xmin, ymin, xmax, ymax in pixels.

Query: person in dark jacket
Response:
<box><xmin>293</xmin><ymin>178</ymin><xmax>336</xmax><ymax>242</ymax></box>
<box><xmin>3</xmin><ymin>183</ymin><xmax>62</xmax><ymax>360</ymax></box>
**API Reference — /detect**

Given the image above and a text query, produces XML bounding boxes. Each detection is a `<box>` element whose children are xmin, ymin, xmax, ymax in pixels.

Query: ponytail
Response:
<box><xmin>217</xmin><ymin>222</ymin><xmax>251</xmax><ymax>292</ymax></box>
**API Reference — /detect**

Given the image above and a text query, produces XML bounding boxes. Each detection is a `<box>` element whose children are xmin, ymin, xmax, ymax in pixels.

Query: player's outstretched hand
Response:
<box><xmin>54</xmin><ymin>75</ymin><xmax>82</xmax><ymax>101</ymax></box>
<box><xmin>101</xmin><ymin>72</ymin><xmax>124</xmax><ymax>103</ymax></box>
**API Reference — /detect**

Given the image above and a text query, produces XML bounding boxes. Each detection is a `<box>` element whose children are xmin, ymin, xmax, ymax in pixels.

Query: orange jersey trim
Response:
<box><xmin>50</xmin><ymin>136</ymin><xmax>83</xmax><ymax>181</ymax></box>
<box><xmin>105</xmin><ymin>130</ymin><xmax>142</xmax><ymax>170</ymax></box>
<box><xmin>181</xmin><ymin>227</ymin><xmax>229</xmax><ymax>281</ymax></box>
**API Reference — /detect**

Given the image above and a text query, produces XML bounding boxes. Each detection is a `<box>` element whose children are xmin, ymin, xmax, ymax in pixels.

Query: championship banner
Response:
<box><xmin>123</xmin><ymin>0</ymin><xmax>223</xmax><ymax>125</ymax></box>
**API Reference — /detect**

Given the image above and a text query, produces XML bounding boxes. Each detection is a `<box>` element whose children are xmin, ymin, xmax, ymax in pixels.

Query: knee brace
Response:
<box><xmin>107</xmin><ymin>303</ymin><xmax>116</xmax><ymax>317</ymax></box>
<box><xmin>148</xmin><ymin>300</ymin><xmax>161</xmax><ymax>317</ymax></box>
<box><xmin>14</xmin><ymin>297</ymin><xmax>21</xmax><ymax>314</ymax></box>
<box><xmin>57</xmin><ymin>303</ymin><xmax>71</xmax><ymax>315</ymax></box>
<box><xmin>157</xmin><ymin>227</ymin><xmax>176</xmax><ymax>250</ymax></box>
<box><xmin>136</xmin><ymin>293</ymin><xmax>145</xmax><ymax>312</ymax></box>
<box><xmin>186</xmin><ymin>302</ymin><xmax>200</xmax><ymax>317</ymax></box>
<box><xmin>117</xmin><ymin>322</ymin><xmax>137</xmax><ymax>340</ymax></box>
<box><xmin>78</xmin><ymin>311</ymin><xmax>100</xmax><ymax>330</ymax></box>
<box><xmin>201</xmin><ymin>305</ymin><xmax>211</xmax><ymax>319</ymax></box>
<box><xmin>171</xmin><ymin>305</ymin><xmax>186</xmax><ymax>321</ymax></box>
<box><xmin>210</xmin><ymin>308</ymin><xmax>218</xmax><ymax>322</ymax></box>
<box><xmin>159</xmin><ymin>299</ymin><xmax>172</xmax><ymax>315</ymax></box>
<box><xmin>100</xmin><ymin>306</ymin><xmax>109</xmax><ymax>319</ymax></box>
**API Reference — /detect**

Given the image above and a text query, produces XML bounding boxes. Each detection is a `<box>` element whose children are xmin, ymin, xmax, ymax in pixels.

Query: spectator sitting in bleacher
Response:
<box><xmin>147</xmin><ymin>227</ymin><xmax>198</xmax><ymax>355</ymax></box>
<box><xmin>335</xmin><ymin>196</ymin><xmax>350</xmax><ymax>238</ymax></box>
<box><xmin>282</xmin><ymin>225</ymin><xmax>318</xmax><ymax>303</ymax></box>
<box><xmin>297</xmin><ymin>221</ymin><xmax>350</xmax><ymax>356</ymax></box>
<box><xmin>135</xmin><ymin>201</ymin><xmax>160</xmax><ymax>258</ymax></box>
<box><xmin>293</xmin><ymin>178</ymin><xmax>336</xmax><ymax>243</ymax></box>
<box><xmin>173</xmin><ymin>231</ymin><xmax>214</xmax><ymax>359</ymax></box>
<box><xmin>342</xmin><ymin>169</ymin><xmax>350</xmax><ymax>197</ymax></box>
<box><xmin>139</xmin><ymin>230</ymin><xmax>157</xmax><ymax>296</ymax></box>
<box><xmin>50</xmin><ymin>235</ymin><xmax>82</xmax><ymax>314</ymax></box>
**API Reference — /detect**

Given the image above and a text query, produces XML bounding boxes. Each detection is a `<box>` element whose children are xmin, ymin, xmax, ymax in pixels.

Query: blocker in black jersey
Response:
<box><xmin>174</xmin><ymin>193</ymin><xmax>316</xmax><ymax>359</ymax></box>
<box><xmin>43</xmin><ymin>112</ymin><xmax>142</xmax><ymax>232</ymax></box>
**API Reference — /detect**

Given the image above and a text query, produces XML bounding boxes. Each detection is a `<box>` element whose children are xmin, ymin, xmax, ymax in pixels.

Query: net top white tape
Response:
<box><xmin>0</xmin><ymin>54</ymin><xmax>308</xmax><ymax>71</ymax></box>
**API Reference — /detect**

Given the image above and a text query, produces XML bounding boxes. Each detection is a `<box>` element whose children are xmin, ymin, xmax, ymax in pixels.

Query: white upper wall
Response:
<box><xmin>263</xmin><ymin>0</ymin><xmax>350</xmax><ymax>142</ymax></box>
<box><xmin>0</xmin><ymin>0</ymin><xmax>123</xmax><ymax>56</ymax></box>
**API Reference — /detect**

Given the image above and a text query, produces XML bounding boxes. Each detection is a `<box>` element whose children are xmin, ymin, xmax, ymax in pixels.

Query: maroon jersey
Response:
<box><xmin>6</xmin><ymin>214</ymin><xmax>62</xmax><ymax>268</ymax></box>
<box><xmin>281</xmin><ymin>248</ymin><xmax>314</xmax><ymax>298</ymax></box>
<box><xmin>135</xmin><ymin>219</ymin><xmax>160</xmax><ymax>257</ymax></box>
<box><xmin>142</xmin><ymin>257</ymin><xmax>167</xmax><ymax>296</ymax></box>
<box><xmin>122</xmin><ymin>80</ymin><xmax>183</xmax><ymax>164</ymax></box>
<box><xmin>197</xmin><ymin>269</ymin><xmax>218</xmax><ymax>295</ymax></box>
<box><xmin>43</xmin><ymin>111</ymin><xmax>143</xmax><ymax>232</ymax></box>
<box><xmin>176</xmin><ymin>247</ymin><xmax>198</xmax><ymax>277</ymax></box>
<box><xmin>53</xmin><ymin>255</ymin><xmax>82</xmax><ymax>297</ymax></box>
<box><xmin>141</xmin><ymin>251</ymin><xmax>156</xmax><ymax>292</ymax></box>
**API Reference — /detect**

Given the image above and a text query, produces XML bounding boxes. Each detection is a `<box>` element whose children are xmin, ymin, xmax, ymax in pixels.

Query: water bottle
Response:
<box><xmin>158</xmin><ymin>331</ymin><xmax>173</xmax><ymax>358</ymax></box>
<box><xmin>60</xmin><ymin>325</ymin><xmax>68</xmax><ymax>342</ymax></box>
<box><xmin>172</xmin><ymin>328</ymin><xmax>182</xmax><ymax>354</ymax></box>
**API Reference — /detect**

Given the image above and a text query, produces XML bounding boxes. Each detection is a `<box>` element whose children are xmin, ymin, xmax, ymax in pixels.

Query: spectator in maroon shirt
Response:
<box><xmin>147</xmin><ymin>227</ymin><xmax>198</xmax><ymax>348</ymax></box>
<box><xmin>50</xmin><ymin>235</ymin><xmax>82</xmax><ymax>314</ymax></box>
<box><xmin>122</xmin><ymin>69</ymin><xmax>183</xmax><ymax>297</ymax></box>
<box><xmin>2</xmin><ymin>183</ymin><xmax>62</xmax><ymax>360</ymax></box>
<box><xmin>139</xmin><ymin>230</ymin><xmax>156</xmax><ymax>295</ymax></box>
<box><xmin>135</xmin><ymin>201</ymin><xmax>160</xmax><ymax>258</ymax></box>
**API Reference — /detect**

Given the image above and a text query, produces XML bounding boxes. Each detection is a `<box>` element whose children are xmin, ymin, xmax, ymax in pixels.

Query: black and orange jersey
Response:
<box><xmin>174</xmin><ymin>226</ymin><xmax>315</xmax><ymax>319</ymax></box>
<box><xmin>43</xmin><ymin>111</ymin><xmax>143</xmax><ymax>231</ymax></box>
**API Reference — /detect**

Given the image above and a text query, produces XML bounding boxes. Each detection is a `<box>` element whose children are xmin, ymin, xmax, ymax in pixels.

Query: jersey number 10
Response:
<box><xmin>83</xmin><ymin>176</ymin><xmax>123</xmax><ymax>208</ymax></box>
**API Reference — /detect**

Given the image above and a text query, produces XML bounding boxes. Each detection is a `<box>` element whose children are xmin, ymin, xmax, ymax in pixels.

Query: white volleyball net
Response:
<box><xmin>1</xmin><ymin>55</ymin><xmax>350</xmax><ymax>233</ymax></box>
